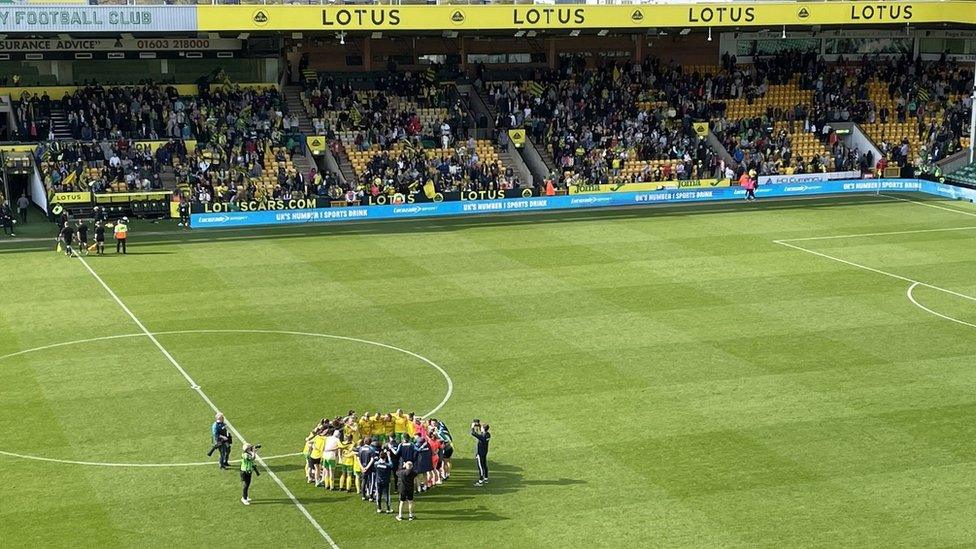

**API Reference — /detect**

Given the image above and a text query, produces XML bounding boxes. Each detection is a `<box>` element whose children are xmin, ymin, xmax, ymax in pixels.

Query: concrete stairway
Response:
<box><xmin>47</xmin><ymin>107</ymin><xmax>73</xmax><ymax>140</ymax></box>
<box><xmin>283</xmin><ymin>84</ymin><xmax>348</xmax><ymax>180</ymax></box>
<box><xmin>283</xmin><ymin>85</ymin><xmax>315</xmax><ymax>135</ymax></box>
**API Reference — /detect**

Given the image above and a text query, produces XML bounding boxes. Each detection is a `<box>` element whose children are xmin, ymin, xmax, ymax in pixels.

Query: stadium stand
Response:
<box><xmin>479</xmin><ymin>51</ymin><xmax>971</xmax><ymax>183</ymax></box>
<box><xmin>485</xmin><ymin>57</ymin><xmax>722</xmax><ymax>186</ymax></box>
<box><xmin>299</xmin><ymin>72</ymin><xmax>517</xmax><ymax>197</ymax></box>
<box><xmin>21</xmin><ymin>80</ymin><xmax>311</xmax><ymax>202</ymax></box>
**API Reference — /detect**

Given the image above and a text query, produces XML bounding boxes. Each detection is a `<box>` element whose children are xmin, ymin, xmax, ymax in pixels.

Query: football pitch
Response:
<box><xmin>4</xmin><ymin>193</ymin><xmax>976</xmax><ymax>547</ymax></box>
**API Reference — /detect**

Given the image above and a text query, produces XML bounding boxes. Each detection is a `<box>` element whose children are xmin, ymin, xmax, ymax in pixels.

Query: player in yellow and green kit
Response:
<box><xmin>343</xmin><ymin>417</ymin><xmax>360</xmax><ymax>445</ymax></box>
<box><xmin>338</xmin><ymin>434</ymin><xmax>357</xmax><ymax>492</ymax></box>
<box><xmin>309</xmin><ymin>429</ymin><xmax>326</xmax><ymax>487</ymax></box>
<box><xmin>393</xmin><ymin>409</ymin><xmax>409</xmax><ymax>442</ymax></box>
<box><xmin>406</xmin><ymin>412</ymin><xmax>417</xmax><ymax>440</ymax></box>
<box><xmin>358</xmin><ymin>413</ymin><xmax>373</xmax><ymax>442</ymax></box>
<box><xmin>367</xmin><ymin>413</ymin><xmax>385</xmax><ymax>444</ymax></box>
<box><xmin>301</xmin><ymin>433</ymin><xmax>315</xmax><ymax>484</ymax></box>
<box><xmin>381</xmin><ymin>414</ymin><xmax>396</xmax><ymax>442</ymax></box>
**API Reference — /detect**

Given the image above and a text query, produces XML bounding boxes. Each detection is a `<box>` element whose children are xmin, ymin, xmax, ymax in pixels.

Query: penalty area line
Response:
<box><xmin>906</xmin><ymin>282</ymin><xmax>976</xmax><ymax>330</ymax></box>
<box><xmin>772</xmin><ymin>240</ymin><xmax>976</xmax><ymax>304</ymax></box>
<box><xmin>775</xmin><ymin>225</ymin><xmax>976</xmax><ymax>243</ymax></box>
<box><xmin>75</xmin><ymin>255</ymin><xmax>340</xmax><ymax>549</ymax></box>
<box><xmin>879</xmin><ymin>193</ymin><xmax>976</xmax><ymax>218</ymax></box>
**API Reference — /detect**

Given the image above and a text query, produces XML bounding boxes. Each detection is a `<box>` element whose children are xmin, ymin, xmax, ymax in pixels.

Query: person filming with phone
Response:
<box><xmin>470</xmin><ymin>419</ymin><xmax>491</xmax><ymax>486</ymax></box>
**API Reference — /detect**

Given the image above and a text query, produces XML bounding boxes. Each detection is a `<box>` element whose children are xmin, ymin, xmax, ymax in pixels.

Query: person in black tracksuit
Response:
<box><xmin>471</xmin><ymin>422</ymin><xmax>491</xmax><ymax>486</ymax></box>
<box><xmin>358</xmin><ymin>438</ymin><xmax>377</xmax><ymax>501</ymax></box>
<box><xmin>76</xmin><ymin>220</ymin><xmax>89</xmax><ymax>255</ymax></box>
<box><xmin>396</xmin><ymin>461</ymin><xmax>417</xmax><ymax>521</ymax></box>
<box><xmin>374</xmin><ymin>450</ymin><xmax>393</xmax><ymax>514</ymax></box>
<box><xmin>59</xmin><ymin>222</ymin><xmax>74</xmax><ymax>257</ymax></box>
<box><xmin>94</xmin><ymin>221</ymin><xmax>106</xmax><ymax>255</ymax></box>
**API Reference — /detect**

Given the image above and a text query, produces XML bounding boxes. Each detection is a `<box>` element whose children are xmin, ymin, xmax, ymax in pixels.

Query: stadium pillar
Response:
<box><xmin>548</xmin><ymin>39</ymin><xmax>556</xmax><ymax>69</ymax></box>
<box><xmin>460</xmin><ymin>37</ymin><xmax>468</xmax><ymax>73</ymax></box>
<box><xmin>363</xmin><ymin>37</ymin><xmax>372</xmax><ymax>71</ymax></box>
<box><xmin>635</xmin><ymin>36</ymin><xmax>644</xmax><ymax>63</ymax></box>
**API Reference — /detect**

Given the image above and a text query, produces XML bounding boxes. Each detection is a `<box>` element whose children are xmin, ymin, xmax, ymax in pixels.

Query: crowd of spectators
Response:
<box><xmin>485</xmin><ymin>57</ymin><xmax>724</xmax><ymax>186</ymax></box>
<box><xmin>17</xmin><ymin>82</ymin><xmax>293</xmax><ymax>143</ymax></box>
<box><xmin>301</xmin><ymin>71</ymin><xmax>515</xmax><ymax>198</ymax></box>
<box><xmin>19</xmin><ymin>80</ymin><xmax>311</xmax><ymax>201</ymax></box>
<box><xmin>304</xmin><ymin>72</ymin><xmax>469</xmax><ymax>146</ymax></box>
<box><xmin>17</xmin><ymin>52</ymin><xmax>976</xmax><ymax>204</ymax></box>
<box><xmin>482</xmin><ymin>50</ymin><xmax>971</xmax><ymax>184</ymax></box>
<box><xmin>356</xmin><ymin>139</ymin><xmax>520</xmax><ymax>198</ymax></box>
<box><xmin>37</xmin><ymin>139</ymin><xmax>174</xmax><ymax>194</ymax></box>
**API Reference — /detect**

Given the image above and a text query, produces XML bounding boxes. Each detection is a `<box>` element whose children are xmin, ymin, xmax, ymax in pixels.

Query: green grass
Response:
<box><xmin>4</xmin><ymin>194</ymin><xmax>976</xmax><ymax>547</ymax></box>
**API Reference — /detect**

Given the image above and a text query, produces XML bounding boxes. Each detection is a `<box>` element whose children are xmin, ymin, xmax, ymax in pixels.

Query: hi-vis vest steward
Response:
<box><xmin>114</xmin><ymin>223</ymin><xmax>128</xmax><ymax>239</ymax></box>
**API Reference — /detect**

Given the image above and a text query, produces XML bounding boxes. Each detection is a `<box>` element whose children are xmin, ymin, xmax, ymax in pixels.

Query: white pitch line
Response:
<box><xmin>0</xmin><ymin>333</ymin><xmax>145</xmax><ymax>361</ymax></box>
<box><xmin>773</xmin><ymin>240</ymin><xmax>976</xmax><ymax>304</ymax></box>
<box><xmin>879</xmin><ymin>193</ymin><xmax>976</xmax><ymax>218</ymax></box>
<box><xmin>151</xmin><ymin>329</ymin><xmax>454</xmax><ymax>418</ymax></box>
<box><xmin>777</xmin><ymin>225</ymin><xmax>976</xmax><ymax>243</ymax></box>
<box><xmin>0</xmin><ymin>329</ymin><xmax>450</xmax><ymax>469</ymax></box>
<box><xmin>906</xmin><ymin>282</ymin><xmax>976</xmax><ymax>330</ymax></box>
<box><xmin>76</xmin><ymin>256</ymin><xmax>339</xmax><ymax>549</ymax></box>
<box><xmin>0</xmin><ymin>449</ymin><xmax>300</xmax><ymax>468</ymax></box>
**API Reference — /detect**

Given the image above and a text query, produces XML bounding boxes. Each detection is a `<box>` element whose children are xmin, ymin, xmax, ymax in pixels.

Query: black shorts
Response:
<box><xmin>307</xmin><ymin>456</ymin><xmax>321</xmax><ymax>466</ymax></box>
<box><xmin>240</xmin><ymin>471</ymin><xmax>251</xmax><ymax>482</ymax></box>
<box><xmin>443</xmin><ymin>447</ymin><xmax>454</xmax><ymax>459</ymax></box>
<box><xmin>398</xmin><ymin>491</ymin><xmax>414</xmax><ymax>502</ymax></box>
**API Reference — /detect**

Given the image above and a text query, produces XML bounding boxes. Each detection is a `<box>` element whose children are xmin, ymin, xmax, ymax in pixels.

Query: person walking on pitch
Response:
<box><xmin>16</xmin><ymin>194</ymin><xmax>29</xmax><ymax>223</ymax></box>
<box><xmin>76</xmin><ymin>219</ymin><xmax>90</xmax><ymax>255</ymax></box>
<box><xmin>58</xmin><ymin>222</ymin><xmax>74</xmax><ymax>257</ymax></box>
<box><xmin>93</xmin><ymin>221</ymin><xmax>106</xmax><ymax>255</ymax></box>
<box><xmin>209</xmin><ymin>413</ymin><xmax>232</xmax><ymax>469</ymax></box>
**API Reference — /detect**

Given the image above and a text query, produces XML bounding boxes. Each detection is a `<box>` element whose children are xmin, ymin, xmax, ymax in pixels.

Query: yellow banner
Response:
<box><xmin>570</xmin><ymin>179</ymin><xmax>730</xmax><ymax>194</ymax></box>
<box><xmin>129</xmin><ymin>139</ymin><xmax>197</xmax><ymax>155</ymax></box>
<box><xmin>0</xmin><ymin>144</ymin><xmax>37</xmax><ymax>153</ymax></box>
<box><xmin>306</xmin><ymin>136</ymin><xmax>327</xmax><ymax>156</ymax></box>
<box><xmin>197</xmin><ymin>2</ymin><xmax>973</xmax><ymax>32</ymax></box>
<box><xmin>95</xmin><ymin>191</ymin><xmax>171</xmax><ymax>204</ymax></box>
<box><xmin>693</xmin><ymin>122</ymin><xmax>709</xmax><ymax>138</ymax></box>
<box><xmin>508</xmin><ymin>129</ymin><xmax>526</xmax><ymax>148</ymax></box>
<box><xmin>0</xmin><ymin>84</ymin><xmax>271</xmax><ymax>101</ymax></box>
<box><xmin>51</xmin><ymin>191</ymin><xmax>91</xmax><ymax>204</ymax></box>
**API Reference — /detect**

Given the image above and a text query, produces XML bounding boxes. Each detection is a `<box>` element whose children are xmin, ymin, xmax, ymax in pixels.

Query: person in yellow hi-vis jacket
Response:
<box><xmin>114</xmin><ymin>217</ymin><xmax>128</xmax><ymax>254</ymax></box>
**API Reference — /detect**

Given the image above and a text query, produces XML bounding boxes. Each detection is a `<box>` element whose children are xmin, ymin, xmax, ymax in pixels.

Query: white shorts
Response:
<box><xmin>324</xmin><ymin>451</ymin><xmax>337</xmax><ymax>462</ymax></box>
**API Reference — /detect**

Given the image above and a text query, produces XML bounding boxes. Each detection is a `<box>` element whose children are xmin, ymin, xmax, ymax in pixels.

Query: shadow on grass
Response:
<box><xmin>417</xmin><ymin>506</ymin><xmax>509</xmax><ymax>522</ymax></box>
<box><xmin>250</xmin><ymin>496</ymin><xmax>337</xmax><ymax>505</ymax></box>
<box><xmin>253</xmin><ymin>458</ymin><xmax>585</xmax><ymax>524</ymax></box>
<box><xmin>266</xmin><ymin>463</ymin><xmax>306</xmax><ymax>474</ymax></box>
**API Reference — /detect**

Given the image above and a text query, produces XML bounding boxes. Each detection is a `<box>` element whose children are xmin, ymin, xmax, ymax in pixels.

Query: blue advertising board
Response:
<box><xmin>190</xmin><ymin>179</ymin><xmax>962</xmax><ymax>229</ymax></box>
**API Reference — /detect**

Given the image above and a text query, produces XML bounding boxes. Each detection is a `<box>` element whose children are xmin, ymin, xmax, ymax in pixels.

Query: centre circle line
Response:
<box><xmin>0</xmin><ymin>329</ymin><xmax>452</xmax><ymax>468</ymax></box>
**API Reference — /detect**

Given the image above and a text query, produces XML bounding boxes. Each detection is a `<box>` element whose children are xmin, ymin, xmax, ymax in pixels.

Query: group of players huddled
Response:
<box><xmin>302</xmin><ymin>409</ymin><xmax>453</xmax><ymax>520</ymax></box>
